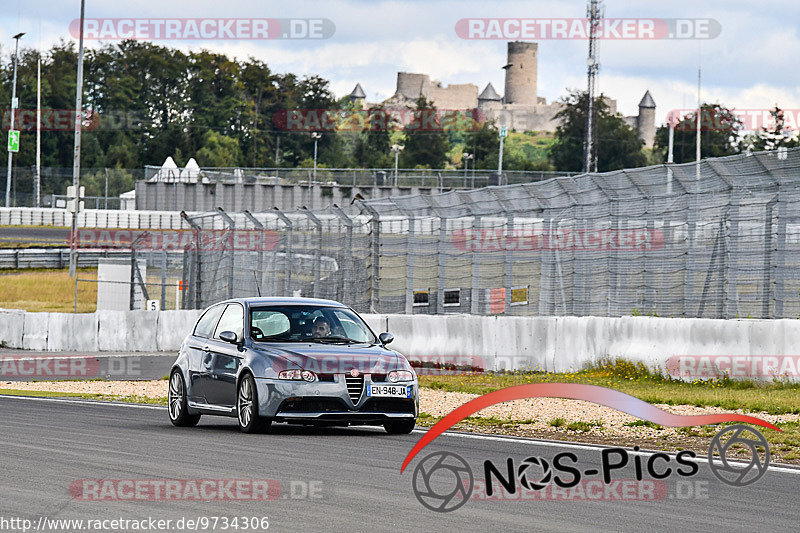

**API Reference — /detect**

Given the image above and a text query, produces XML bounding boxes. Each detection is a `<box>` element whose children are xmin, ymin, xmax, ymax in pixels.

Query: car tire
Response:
<box><xmin>384</xmin><ymin>419</ymin><xmax>416</xmax><ymax>434</ymax></box>
<box><xmin>238</xmin><ymin>374</ymin><xmax>271</xmax><ymax>434</ymax></box>
<box><xmin>168</xmin><ymin>370</ymin><xmax>201</xmax><ymax>427</ymax></box>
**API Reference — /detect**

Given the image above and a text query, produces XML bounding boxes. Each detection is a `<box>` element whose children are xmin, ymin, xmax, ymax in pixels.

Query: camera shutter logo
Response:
<box><xmin>517</xmin><ymin>456</ymin><xmax>552</xmax><ymax>491</ymax></box>
<box><xmin>411</xmin><ymin>451</ymin><xmax>473</xmax><ymax>512</ymax></box>
<box><xmin>708</xmin><ymin>425</ymin><xmax>770</xmax><ymax>487</ymax></box>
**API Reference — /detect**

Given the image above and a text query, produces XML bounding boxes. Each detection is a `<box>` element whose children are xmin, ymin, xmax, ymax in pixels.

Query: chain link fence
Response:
<box><xmin>177</xmin><ymin>148</ymin><xmax>800</xmax><ymax>319</ymax></box>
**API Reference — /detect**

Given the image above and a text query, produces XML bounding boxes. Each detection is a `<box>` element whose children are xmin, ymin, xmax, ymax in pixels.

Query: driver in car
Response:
<box><xmin>312</xmin><ymin>316</ymin><xmax>331</xmax><ymax>338</ymax></box>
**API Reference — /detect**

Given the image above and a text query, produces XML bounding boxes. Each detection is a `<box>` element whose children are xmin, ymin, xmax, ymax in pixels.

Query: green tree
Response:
<box><xmin>550</xmin><ymin>90</ymin><xmax>646</xmax><ymax>172</ymax></box>
<box><xmin>196</xmin><ymin>130</ymin><xmax>241</xmax><ymax>167</ymax></box>
<box><xmin>654</xmin><ymin>103</ymin><xmax>743</xmax><ymax>163</ymax></box>
<box><xmin>740</xmin><ymin>106</ymin><xmax>800</xmax><ymax>152</ymax></box>
<box><xmin>400</xmin><ymin>97</ymin><xmax>450</xmax><ymax>168</ymax></box>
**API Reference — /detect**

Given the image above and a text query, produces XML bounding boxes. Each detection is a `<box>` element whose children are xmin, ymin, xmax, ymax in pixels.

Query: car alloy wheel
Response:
<box><xmin>168</xmin><ymin>370</ymin><xmax>200</xmax><ymax>427</ymax></box>
<box><xmin>238</xmin><ymin>374</ymin><xmax>271</xmax><ymax>433</ymax></box>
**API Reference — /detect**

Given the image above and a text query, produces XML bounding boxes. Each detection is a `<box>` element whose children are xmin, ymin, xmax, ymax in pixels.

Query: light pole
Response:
<box><xmin>5</xmin><ymin>32</ymin><xmax>25</xmax><ymax>208</ymax></box>
<box><xmin>69</xmin><ymin>0</ymin><xmax>86</xmax><ymax>278</ymax></box>
<box><xmin>311</xmin><ymin>132</ymin><xmax>321</xmax><ymax>180</ymax></box>
<box><xmin>391</xmin><ymin>144</ymin><xmax>404</xmax><ymax>185</ymax></box>
<box><xmin>498</xmin><ymin>63</ymin><xmax>513</xmax><ymax>180</ymax></box>
<box><xmin>462</xmin><ymin>152</ymin><xmax>473</xmax><ymax>188</ymax></box>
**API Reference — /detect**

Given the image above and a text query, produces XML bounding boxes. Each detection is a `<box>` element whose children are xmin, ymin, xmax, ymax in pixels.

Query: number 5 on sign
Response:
<box><xmin>7</xmin><ymin>130</ymin><xmax>19</xmax><ymax>152</ymax></box>
<box><xmin>146</xmin><ymin>299</ymin><xmax>160</xmax><ymax>311</ymax></box>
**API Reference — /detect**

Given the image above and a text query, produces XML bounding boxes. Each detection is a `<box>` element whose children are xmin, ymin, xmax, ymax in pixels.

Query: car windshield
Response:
<box><xmin>249</xmin><ymin>305</ymin><xmax>377</xmax><ymax>344</ymax></box>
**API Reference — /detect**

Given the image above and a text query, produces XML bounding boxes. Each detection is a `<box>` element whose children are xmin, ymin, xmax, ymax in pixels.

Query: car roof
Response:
<box><xmin>217</xmin><ymin>297</ymin><xmax>348</xmax><ymax>308</ymax></box>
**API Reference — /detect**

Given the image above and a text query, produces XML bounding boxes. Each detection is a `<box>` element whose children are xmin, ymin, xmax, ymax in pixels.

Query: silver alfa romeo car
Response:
<box><xmin>168</xmin><ymin>297</ymin><xmax>418</xmax><ymax>434</ymax></box>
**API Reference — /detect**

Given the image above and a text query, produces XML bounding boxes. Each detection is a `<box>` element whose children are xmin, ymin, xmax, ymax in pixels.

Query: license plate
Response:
<box><xmin>367</xmin><ymin>385</ymin><xmax>409</xmax><ymax>398</ymax></box>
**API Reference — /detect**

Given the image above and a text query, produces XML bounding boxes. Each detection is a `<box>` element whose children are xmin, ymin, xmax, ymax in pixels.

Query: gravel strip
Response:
<box><xmin>2</xmin><ymin>381</ymin><xmax>795</xmax><ymax>440</ymax></box>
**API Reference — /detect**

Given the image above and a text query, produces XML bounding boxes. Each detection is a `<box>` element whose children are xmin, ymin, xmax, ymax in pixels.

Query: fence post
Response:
<box><xmin>181</xmin><ymin>210</ymin><xmax>202</xmax><ymax>308</ymax></box>
<box><xmin>215</xmin><ymin>207</ymin><xmax>236</xmax><ymax>299</ymax></box>
<box><xmin>684</xmin><ymin>190</ymin><xmax>698</xmax><ymax>317</ymax></box>
<box><xmin>160</xmin><ymin>250</ymin><xmax>167</xmax><ymax>310</ymax></box>
<box><xmin>243</xmin><ymin>210</ymin><xmax>267</xmax><ymax>297</ymax></box>
<box><xmin>762</xmin><ymin>197</ymin><xmax>777</xmax><ymax>318</ymax></box>
<box><xmin>725</xmin><ymin>192</ymin><xmax>741</xmax><ymax>318</ymax></box>
<box><xmin>272</xmin><ymin>208</ymin><xmax>293</xmax><ymax>297</ymax></box>
<box><xmin>470</xmin><ymin>215</ymin><xmax>482</xmax><ymax>314</ymax></box>
<box><xmin>357</xmin><ymin>202</ymin><xmax>381</xmax><ymax>313</ymax></box>
<box><xmin>775</xmin><ymin>185</ymin><xmax>787</xmax><ymax>318</ymax></box>
<box><xmin>504</xmin><ymin>213</ymin><xmax>514</xmax><ymax>314</ymax></box>
<box><xmin>300</xmin><ymin>207</ymin><xmax>323</xmax><ymax>299</ymax></box>
<box><xmin>331</xmin><ymin>205</ymin><xmax>355</xmax><ymax>307</ymax></box>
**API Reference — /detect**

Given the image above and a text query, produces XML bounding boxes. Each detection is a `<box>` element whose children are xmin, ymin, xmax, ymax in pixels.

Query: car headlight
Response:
<box><xmin>388</xmin><ymin>370</ymin><xmax>414</xmax><ymax>382</ymax></box>
<box><xmin>278</xmin><ymin>369</ymin><xmax>317</xmax><ymax>382</ymax></box>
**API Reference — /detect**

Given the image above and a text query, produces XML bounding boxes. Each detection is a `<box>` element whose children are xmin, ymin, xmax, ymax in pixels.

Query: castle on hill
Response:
<box><xmin>348</xmin><ymin>41</ymin><xmax>656</xmax><ymax>148</ymax></box>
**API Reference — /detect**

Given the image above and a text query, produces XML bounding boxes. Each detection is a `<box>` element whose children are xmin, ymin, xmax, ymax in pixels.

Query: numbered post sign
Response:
<box><xmin>146</xmin><ymin>299</ymin><xmax>161</xmax><ymax>311</ymax></box>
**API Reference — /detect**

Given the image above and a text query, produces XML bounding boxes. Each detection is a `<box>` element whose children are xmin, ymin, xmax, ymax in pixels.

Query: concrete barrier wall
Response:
<box><xmin>0</xmin><ymin>308</ymin><xmax>201</xmax><ymax>353</ymax></box>
<box><xmin>2</xmin><ymin>309</ymin><xmax>799</xmax><ymax>377</ymax></box>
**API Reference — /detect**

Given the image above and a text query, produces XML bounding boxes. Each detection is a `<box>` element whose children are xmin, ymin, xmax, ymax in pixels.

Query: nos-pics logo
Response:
<box><xmin>411</xmin><ymin>424</ymin><xmax>770</xmax><ymax>513</ymax></box>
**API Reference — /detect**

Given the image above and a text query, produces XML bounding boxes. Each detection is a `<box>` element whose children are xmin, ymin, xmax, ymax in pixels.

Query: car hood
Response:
<box><xmin>252</xmin><ymin>342</ymin><xmax>402</xmax><ymax>375</ymax></box>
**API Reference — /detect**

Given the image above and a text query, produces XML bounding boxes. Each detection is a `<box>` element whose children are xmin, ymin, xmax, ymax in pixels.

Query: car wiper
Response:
<box><xmin>309</xmin><ymin>336</ymin><xmax>360</xmax><ymax>344</ymax></box>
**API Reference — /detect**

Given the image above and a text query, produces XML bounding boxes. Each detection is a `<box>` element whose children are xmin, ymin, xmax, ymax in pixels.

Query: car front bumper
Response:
<box><xmin>255</xmin><ymin>375</ymin><xmax>418</xmax><ymax>424</ymax></box>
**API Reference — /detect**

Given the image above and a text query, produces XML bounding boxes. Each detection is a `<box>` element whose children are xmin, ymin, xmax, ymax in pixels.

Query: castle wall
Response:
<box><xmin>428</xmin><ymin>83</ymin><xmax>478</xmax><ymax>109</ymax></box>
<box><xmin>396</xmin><ymin>72</ymin><xmax>430</xmax><ymax>100</ymax></box>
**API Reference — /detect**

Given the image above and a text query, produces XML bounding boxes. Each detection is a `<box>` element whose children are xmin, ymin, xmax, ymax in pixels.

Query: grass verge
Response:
<box><xmin>0</xmin><ymin>388</ymin><xmax>166</xmax><ymax>405</ymax></box>
<box><xmin>418</xmin><ymin>360</ymin><xmax>800</xmax><ymax>415</ymax></box>
<box><xmin>0</xmin><ymin>267</ymin><xmax>97</xmax><ymax>312</ymax></box>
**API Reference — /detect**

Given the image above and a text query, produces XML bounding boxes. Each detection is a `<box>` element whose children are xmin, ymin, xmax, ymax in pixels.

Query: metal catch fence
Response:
<box><xmin>176</xmin><ymin>148</ymin><xmax>800</xmax><ymax>319</ymax></box>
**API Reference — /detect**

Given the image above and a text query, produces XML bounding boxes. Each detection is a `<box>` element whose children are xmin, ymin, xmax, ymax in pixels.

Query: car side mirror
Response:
<box><xmin>379</xmin><ymin>332</ymin><xmax>394</xmax><ymax>345</ymax></box>
<box><xmin>219</xmin><ymin>331</ymin><xmax>238</xmax><ymax>344</ymax></box>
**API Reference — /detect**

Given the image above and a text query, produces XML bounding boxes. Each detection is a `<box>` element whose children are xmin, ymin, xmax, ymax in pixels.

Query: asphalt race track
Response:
<box><xmin>0</xmin><ymin>226</ymin><xmax>71</xmax><ymax>246</ymax></box>
<box><xmin>0</xmin><ymin>396</ymin><xmax>798</xmax><ymax>532</ymax></box>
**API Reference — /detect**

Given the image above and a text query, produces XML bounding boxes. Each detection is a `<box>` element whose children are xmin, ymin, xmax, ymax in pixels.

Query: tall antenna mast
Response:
<box><xmin>583</xmin><ymin>0</ymin><xmax>603</xmax><ymax>173</ymax></box>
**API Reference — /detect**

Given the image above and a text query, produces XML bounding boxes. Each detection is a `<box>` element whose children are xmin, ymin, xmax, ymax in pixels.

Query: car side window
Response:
<box><xmin>213</xmin><ymin>304</ymin><xmax>244</xmax><ymax>341</ymax></box>
<box><xmin>194</xmin><ymin>305</ymin><xmax>224</xmax><ymax>338</ymax></box>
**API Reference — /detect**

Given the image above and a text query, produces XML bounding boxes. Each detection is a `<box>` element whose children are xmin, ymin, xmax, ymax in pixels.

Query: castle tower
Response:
<box><xmin>504</xmin><ymin>41</ymin><xmax>538</xmax><ymax>106</ymax></box>
<box><xmin>637</xmin><ymin>90</ymin><xmax>656</xmax><ymax>148</ymax></box>
<box><xmin>349</xmin><ymin>83</ymin><xmax>366</xmax><ymax>104</ymax></box>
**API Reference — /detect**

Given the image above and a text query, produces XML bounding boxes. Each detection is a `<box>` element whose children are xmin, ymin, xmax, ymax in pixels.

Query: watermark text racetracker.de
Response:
<box><xmin>452</xmin><ymin>228</ymin><xmax>665</xmax><ymax>252</ymax></box>
<box><xmin>69</xmin><ymin>18</ymin><xmax>334</xmax><ymax>40</ymax></box>
<box><xmin>272</xmin><ymin>108</ymin><xmax>486</xmax><ymax>132</ymax></box>
<box><xmin>667</xmin><ymin>108</ymin><xmax>800</xmax><ymax>132</ymax></box>
<box><xmin>456</xmin><ymin>18</ymin><xmax>720</xmax><ymax>40</ymax></box>
<box><xmin>0</xmin><ymin>355</ymin><xmax>143</xmax><ymax>380</ymax></box>
<box><xmin>70</xmin><ymin>229</ymin><xmax>279</xmax><ymax>252</ymax></box>
<box><xmin>2</xmin><ymin>109</ymin><xmax>144</xmax><ymax>132</ymax></box>
<box><xmin>69</xmin><ymin>478</ymin><xmax>325</xmax><ymax>501</ymax></box>
<box><xmin>667</xmin><ymin>355</ymin><xmax>800</xmax><ymax>379</ymax></box>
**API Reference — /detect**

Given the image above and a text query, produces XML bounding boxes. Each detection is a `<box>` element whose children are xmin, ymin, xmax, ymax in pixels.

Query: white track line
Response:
<box><xmin>3</xmin><ymin>394</ymin><xmax>799</xmax><ymax>475</ymax></box>
<box><xmin>413</xmin><ymin>429</ymin><xmax>800</xmax><ymax>475</ymax></box>
<box><xmin>0</xmin><ymin>394</ymin><xmax>164</xmax><ymax>410</ymax></box>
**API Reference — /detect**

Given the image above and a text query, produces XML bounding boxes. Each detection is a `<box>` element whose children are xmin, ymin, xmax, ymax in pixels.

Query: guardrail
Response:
<box><xmin>0</xmin><ymin>249</ymin><xmax>133</xmax><ymax>269</ymax></box>
<box><xmin>0</xmin><ymin>207</ymin><xmax>186</xmax><ymax>228</ymax></box>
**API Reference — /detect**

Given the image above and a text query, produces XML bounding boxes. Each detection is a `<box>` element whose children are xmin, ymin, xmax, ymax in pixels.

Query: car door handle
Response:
<box><xmin>203</xmin><ymin>345</ymin><xmax>210</xmax><ymax>351</ymax></box>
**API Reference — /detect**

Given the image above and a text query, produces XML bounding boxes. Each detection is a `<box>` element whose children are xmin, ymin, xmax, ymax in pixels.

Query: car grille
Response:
<box><xmin>345</xmin><ymin>374</ymin><xmax>364</xmax><ymax>404</ymax></box>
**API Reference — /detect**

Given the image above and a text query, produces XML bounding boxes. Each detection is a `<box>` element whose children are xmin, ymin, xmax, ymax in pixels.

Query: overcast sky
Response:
<box><xmin>1</xmin><ymin>0</ymin><xmax>797</xmax><ymax>125</ymax></box>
